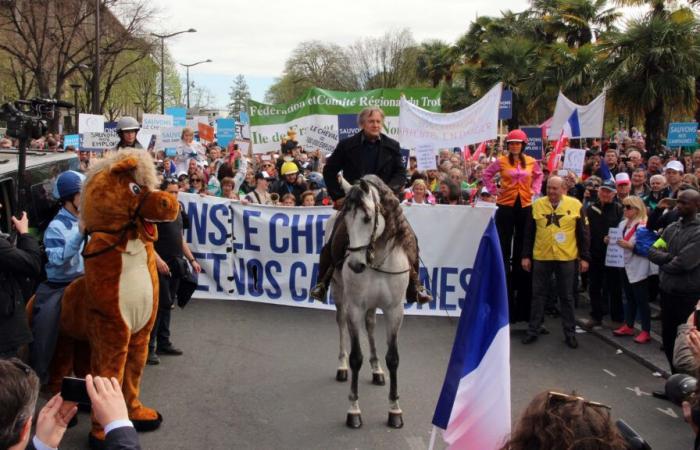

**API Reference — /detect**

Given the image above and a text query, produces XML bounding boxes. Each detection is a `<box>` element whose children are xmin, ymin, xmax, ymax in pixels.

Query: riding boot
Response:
<box><xmin>405</xmin><ymin>259</ymin><xmax>432</xmax><ymax>304</ymax></box>
<box><xmin>310</xmin><ymin>243</ymin><xmax>333</xmax><ymax>303</ymax></box>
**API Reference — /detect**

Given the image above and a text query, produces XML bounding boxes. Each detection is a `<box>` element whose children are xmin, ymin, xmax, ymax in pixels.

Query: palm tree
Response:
<box><xmin>600</xmin><ymin>8</ymin><xmax>700</xmax><ymax>152</ymax></box>
<box><xmin>416</xmin><ymin>40</ymin><xmax>457</xmax><ymax>88</ymax></box>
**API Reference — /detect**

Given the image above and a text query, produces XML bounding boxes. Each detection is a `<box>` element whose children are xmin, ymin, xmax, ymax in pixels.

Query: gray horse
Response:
<box><xmin>328</xmin><ymin>175</ymin><xmax>411</xmax><ymax>429</ymax></box>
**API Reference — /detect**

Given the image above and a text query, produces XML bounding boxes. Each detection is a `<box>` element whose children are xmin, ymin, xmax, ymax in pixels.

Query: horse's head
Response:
<box><xmin>81</xmin><ymin>150</ymin><xmax>179</xmax><ymax>241</ymax></box>
<box><xmin>343</xmin><ymin>176</ymin><xmax>387</xmax><ymax>274</ymax></box>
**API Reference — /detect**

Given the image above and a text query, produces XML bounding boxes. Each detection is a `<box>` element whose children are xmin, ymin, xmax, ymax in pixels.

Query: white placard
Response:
<box><xmin>562</xmin><ymin>148</ymin><xmax>586</xmax><ymax>177</ymax></box>
<box><xmin>605</xmin><ymin>227</ymin><xmax>625</xmax><ymax>268</ymax></box>
<box><xmin>137</xmin><ymin>128</ymin><xmax>158</xmax><ymax>149</ymax></box>
<box><xmin>156</xmin><ymin>126</ymin><xmax>183</xmax><ymax>149</ymax></box>
<box><xmin>305</xmin><ymin>124</ymin><xmax>338</xmax><ymax>154</ymax></box>
<box><xmin>416</xmin><ymin>144</ymin><xmax>437</xmax><ymax>171</ymax></box>
<box><xmin>78</xmin><ymin>113</ymin><xmax>105</xmax><ymax>133</ymax></box>
<box><xmin>81</xmin><ymin>132</ymin><xmax>119</xmax><ymax>150</ymax></box>
<box><xmin>141</xmin><ymin>113</ymin><xmax>173</xmax><ymax>130</ymax></box>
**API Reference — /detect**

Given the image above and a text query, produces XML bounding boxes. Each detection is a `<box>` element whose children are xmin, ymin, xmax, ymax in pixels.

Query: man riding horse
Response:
<box><xmin>310</xmin><ymin>107</ymin><xmax>432</xmax><ymax>304</ymax></box>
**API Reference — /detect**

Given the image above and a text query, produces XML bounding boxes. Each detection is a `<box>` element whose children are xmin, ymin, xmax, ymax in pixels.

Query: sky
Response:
<box><xmin>147</xmin><ymin>0</ymin><xmax>644</xmax><ymax>108</ymax></box>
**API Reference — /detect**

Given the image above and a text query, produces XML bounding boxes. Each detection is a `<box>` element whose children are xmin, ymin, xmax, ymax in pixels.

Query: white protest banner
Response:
<box><xmin>605</xmin><ymin>227</ymin><xmax>625</xmax><ymax>268</ymax></box>
<box><xmin>305</xmin><ymin>124</ymin><xmax>338</xmax><ymax>154</ymax></box>
<box><xmin>78</xmin><ymin>113</ymin><xmax>105</xmax><ymax>133</ymax></box>
<box><xmin>142</xmin><ymin>113</ymin><xmax>174</xmax><ymax>130</ymax></box>
<box><xmin>548</xmin><ymin>91</ymin><xmax>606</xmax><ymax>139</ymax></box>
<box><xmin>399</xmin><ymin>82</ymin><xmax>502</xmax><ymax>149</ymax></box>
<box><xmin>180</xmin><ymin>193</ymin><xmax>494</xmax><ymax>316</ymax></box>
<box><xmin>81</xmin><ymin>132</ymin><xmax>119</xmax><ymax>150</ymax></box>
<box><xmin>156</xmin><ymin>126</ymin><xmax>183</xmax><ymax>150</ymax></box>
<box><xmin>416</xmin><ymin>144</ymin><xmax>437</xmax><ymax>171</ymax></box>
<box><xmin>562</xmin><ymin>148</ymin><xmax>586</xmax><ymax>177</ymax></box>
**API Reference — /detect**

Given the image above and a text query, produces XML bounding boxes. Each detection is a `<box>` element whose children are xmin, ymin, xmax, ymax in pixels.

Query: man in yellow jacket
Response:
<box><xmin>521</xmin><ymin>176</ymin><xmax>591</xmax><ymax>348</ymax></box>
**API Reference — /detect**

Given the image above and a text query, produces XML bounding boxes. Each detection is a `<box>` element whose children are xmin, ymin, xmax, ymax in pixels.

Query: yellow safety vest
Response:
<box><xmin>532</xmin><ymin>195</ymin><xmax>583</xmax><ymax>262</ymax></box>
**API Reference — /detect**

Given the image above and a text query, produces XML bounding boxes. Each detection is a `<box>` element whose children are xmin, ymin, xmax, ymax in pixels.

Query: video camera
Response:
<box><xmin>0</xmin><ymin>98</ymin><xmax>73</xmax><ymax>140</ymax></box>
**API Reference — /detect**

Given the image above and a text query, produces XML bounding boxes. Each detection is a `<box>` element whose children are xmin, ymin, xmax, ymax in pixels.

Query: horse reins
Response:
<box><xmin>81</xmin><ymin>189</ymin><xmax>152</xmax><ymax>259</ymax></box>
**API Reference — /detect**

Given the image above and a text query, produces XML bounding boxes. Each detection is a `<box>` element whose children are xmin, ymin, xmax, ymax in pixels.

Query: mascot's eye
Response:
<box><xmin>363</xmin><ymin>216</ymin><xmax>371</xmax><ymax>224</ymax></box>
<box><xmin>129</xmin><ymin>183</ymin><xmax>142</xmax><ymax>196</ymax></box>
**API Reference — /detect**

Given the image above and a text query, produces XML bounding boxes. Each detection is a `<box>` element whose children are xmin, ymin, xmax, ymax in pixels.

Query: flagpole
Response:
<box><xmin>428</xmin><ymin>425</ymin><xmax>438</xmax><ymax>450</ymax></box>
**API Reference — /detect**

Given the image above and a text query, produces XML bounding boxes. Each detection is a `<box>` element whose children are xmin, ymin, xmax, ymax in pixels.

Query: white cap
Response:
<box><xmin>664</xmin><ymin>160</ymin><xmax>684</xmax><ymax>173</ymax></box>
<box><xmin>480</xmin><ymin>187</ymin><xmax>491</xmax><ymax>195</ymax></box>
<box><xmin>615</xmin><ymin>172</ymin><xmax>630</xmax><ymax>185</ymax></box>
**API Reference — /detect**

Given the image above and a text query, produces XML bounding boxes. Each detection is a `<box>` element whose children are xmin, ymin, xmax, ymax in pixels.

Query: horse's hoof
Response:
<box><xmin>336</xmin><ymin>369</ymin><xmax>348</xmax><ymax>382</ymax></box>
<box><xmin>346</xmin><ymin>412</ymin><xmax>363</xmax><ymax>429</ymax></box>
<box><xmin>372</xmin><ymin>373</ymin><xmax>385</xmax><ymax>385</ymax></box>
<box><xmin>387</xmin><ymin>411</ymin><xmax>404</xmax><ymax>429</ymax></box>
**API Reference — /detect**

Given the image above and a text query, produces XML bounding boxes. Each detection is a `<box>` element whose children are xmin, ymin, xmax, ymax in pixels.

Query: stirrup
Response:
<box><xmin>310</xmin><ymin>282</ymin><xmax>328</xmax><ymax>303</ymax></box>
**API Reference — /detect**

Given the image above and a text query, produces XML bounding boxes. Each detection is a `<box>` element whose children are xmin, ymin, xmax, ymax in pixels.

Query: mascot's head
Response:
<box><xmin>81</xmin><ymin>149</ymin><xmax>179</xmax><ymax>241</ymax></box>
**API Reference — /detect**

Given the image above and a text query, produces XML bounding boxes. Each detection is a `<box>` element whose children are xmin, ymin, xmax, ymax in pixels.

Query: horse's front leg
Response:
<box><xmin>365</xmin><ymin>308</ymin><xmax>385</xmax><ymax>385</ymax></box>
<box><xmin>384</xmin><ymin>307</ymin><xmax>404</xmax><ymax>429</ymax></box>
<box><xmin>335</xmin><ymin>297</ymin><xmax>348</xmax><ymax>382</ymax></box>
<box><xmin>346</xmin><ymin>307</ymin><xmax>363</xmax><ymax>428</ymax></box>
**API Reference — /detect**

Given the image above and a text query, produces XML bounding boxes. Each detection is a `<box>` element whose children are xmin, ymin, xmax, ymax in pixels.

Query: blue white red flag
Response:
<box><xmin>598</xmin><ymin>158</ymin><xmax>613</xmax><ymax>182</ymax></box>
<box><xmin>563</xmin><ymin>109</ymin><xmax>581</xmax><ymax>138</ymax></box>
<box><xmin>431</xmin><ymin>219</ymin><xmax>511</xmax><ymax>450</ymax></box>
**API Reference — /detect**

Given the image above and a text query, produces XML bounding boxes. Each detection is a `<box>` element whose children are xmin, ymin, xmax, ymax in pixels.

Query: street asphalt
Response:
<box><xmin>52</xmin><ymin>299</ymin><xmax>692</xmax><ymax>450</ymax></box>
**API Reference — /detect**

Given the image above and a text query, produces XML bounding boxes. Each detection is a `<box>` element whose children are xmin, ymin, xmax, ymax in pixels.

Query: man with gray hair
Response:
<box><xmin>311</xmin><ymin>107</ymin><xmax>431</xmax><ymax>304</ymax></box>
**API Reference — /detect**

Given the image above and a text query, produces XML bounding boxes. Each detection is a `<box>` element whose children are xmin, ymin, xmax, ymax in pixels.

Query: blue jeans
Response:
<box><xmin>622</xmin><ymin>272</ymin><xmax>650</xmax><ymax>332</ymax></box>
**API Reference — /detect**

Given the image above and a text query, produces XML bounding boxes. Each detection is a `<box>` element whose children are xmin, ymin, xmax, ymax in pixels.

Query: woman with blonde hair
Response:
<box><xmin>402</xmin><ymin>179</ymin><xmax>434</xmax><ymax>205</ymax></box>
<box><xmin>610</xmin><ymin>195</ymin><xmax>653</xmax><ymax>343</ymax></box>
<box><xmin>175</xmin><ymin>127</ymin><xmax>206</xmax><ymax>172</ymax></box>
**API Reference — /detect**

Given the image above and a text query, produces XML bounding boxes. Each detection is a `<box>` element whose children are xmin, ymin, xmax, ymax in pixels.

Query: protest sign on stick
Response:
<box><xmin>416</xmin><ymin>144</ymin><xmax>437</xmax><ymax>171</ymax></box>
<box><xmin>562</xmin><ymin>148</ymin><xmax>586</xmax><ymax>177</ymax></box>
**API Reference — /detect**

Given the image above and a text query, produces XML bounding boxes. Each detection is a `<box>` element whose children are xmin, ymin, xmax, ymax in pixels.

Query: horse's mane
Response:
<box><xmin>85</xmin><ymin>149</ymin><xmax>158</xmax><ymax>191</ymax></box>
<box><xmin>344</xmin><ymin>175</ymin><xmax>415</xmax><ymax>256</ymax></box>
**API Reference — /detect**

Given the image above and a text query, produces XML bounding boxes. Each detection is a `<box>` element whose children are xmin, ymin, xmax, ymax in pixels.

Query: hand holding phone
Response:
<box><xmin>61</xmin><ymin>377</ymin><xmax>90</xmax><ymax>405</ymax></box>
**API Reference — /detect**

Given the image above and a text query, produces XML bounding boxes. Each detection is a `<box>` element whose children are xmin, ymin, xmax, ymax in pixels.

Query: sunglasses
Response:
<box><xmin>624</xmin><ymin>205</ymin><xmax>638</xmax><ymax>210</ymax></box>
<box><xmin>547</xmin><ymin>391</ymin><xmax>611</xmax><ymax>410</ymax></box>
<box><xmin>191</xmin><ymin>178</ymin><xmax>202</xmax><ymax>182</ymax></box>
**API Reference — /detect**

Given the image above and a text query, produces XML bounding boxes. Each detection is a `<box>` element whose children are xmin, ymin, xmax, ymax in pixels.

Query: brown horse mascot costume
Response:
<box><xmin>38</xmin><ymin>149</ymin><xmax>179</xmax><ymax>447</ymax></box>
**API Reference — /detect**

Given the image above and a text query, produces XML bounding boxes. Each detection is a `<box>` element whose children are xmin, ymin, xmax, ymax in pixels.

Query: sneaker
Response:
<box><xmin>634</xmin><ymin>331</ymin><xmax>651</xmax><ymax>344</ymax></box>
<box><xmin>612</xmin><ymin>325</ymin><xmax>635</xmax><ymax>336</ymax></box>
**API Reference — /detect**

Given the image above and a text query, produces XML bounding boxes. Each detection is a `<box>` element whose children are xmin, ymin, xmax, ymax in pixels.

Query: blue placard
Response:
<box><xmin>63</xmin><ymin>134</ymin><xmax>80</xmax><ymax>149</ymax></box>
<box><xmin>238</xmin><ymin>111</ymin><xmax>250</xmax><ymax>124</ymax></box>
<box><xmin>667</xmin><ymin>122</ymin><xmax>698</xmax><ymax>147</ymax></box>
<box><xmin>166</xmin><ymin>107</ymin><xmax>187</xmax><ymax>127</ymax></box>
<box><xmin>338</xmin><ymin>114</ymin><xmax>360</xmax><ymax>141</ymax></box>
<box><xmin>216</xmin><ymin>118</ymin><xmax>236</xmax><ymax>148</ymax></box>
<box><xmin>521</xmin><ymin>126</ymin><xmax>543</xmax><ymax>159</ymax></box>
<box><xmin>400</xmin><ymin>148</ymin><xmax>410</xmax><ymax>168</ymax></box>
<box><xmin>499</xmin><ymin>89</ymin><xmax>513</xmax><ymax>120</ymax></box>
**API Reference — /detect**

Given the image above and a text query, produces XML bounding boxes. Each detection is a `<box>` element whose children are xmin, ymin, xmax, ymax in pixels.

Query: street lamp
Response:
<box><xmin>150</xmin><ymin>28</ymin><xmax>197</xmax><ymax>114</ymax></box>
<box><xmin>70</xmin><ymin>84</ymin><xmax>82</xmax><ymax>133</ymax></box>
<box><xmin>92</xmin><ymin>0</ymin><xmax>100</xmax><ymax>114</ymax></box>
<box><xmin>180</xmin><ymin>59</ymin><xmax>212</xmax><ymax>110</ymax></box>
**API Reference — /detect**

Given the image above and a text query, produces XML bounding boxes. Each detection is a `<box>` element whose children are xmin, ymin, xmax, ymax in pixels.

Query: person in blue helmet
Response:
<box><xmin>29</xmin><ymin>170</ymin><xmax>85</xmax><ymax>384</ymax></box>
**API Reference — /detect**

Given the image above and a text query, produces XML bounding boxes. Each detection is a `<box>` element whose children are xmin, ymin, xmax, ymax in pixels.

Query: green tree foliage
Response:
<box><xmin>228</xmin><ymin>74</ymin><xmax>251</xmax><ymax>117</ymax></box>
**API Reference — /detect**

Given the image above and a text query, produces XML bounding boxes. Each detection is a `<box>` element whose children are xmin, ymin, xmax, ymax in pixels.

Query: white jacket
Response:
<box><xmin>619</xmin><ymin>218</ymin><xmax>653</xmax><ymax>283</ymax></box>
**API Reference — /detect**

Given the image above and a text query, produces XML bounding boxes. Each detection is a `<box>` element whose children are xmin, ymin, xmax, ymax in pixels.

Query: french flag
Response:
<box><xmin>563</xmin><ymin>109</ymin><xmax>581</xmax><ymax>138</ymax></box>
<box><xmin>430</xmin><ymin>219</ymin><xmax>511</xmax><ymax>450</ymax></box>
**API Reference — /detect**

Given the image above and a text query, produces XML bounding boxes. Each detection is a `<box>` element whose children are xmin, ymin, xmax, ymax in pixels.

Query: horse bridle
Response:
<box><xmin>346</xmin><ymin>187</ymin><xmax>380</xmax><ymax>265</ymax></box>
<box><xmin>81</xmin><ymin>188</ymin><xmax>152</xmax><ymax>259</ymax></box>
<box><xmin>344</xmin><ymin>181</ymin><xmax>410</xmax><ymax>275</ymax></box>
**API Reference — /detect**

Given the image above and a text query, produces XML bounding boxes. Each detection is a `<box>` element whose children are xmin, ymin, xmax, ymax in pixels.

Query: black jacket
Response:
<box><xmin>649</xmin><ymin>215</ymin><xmax>700</xmax><ymax>297</ymax></box>
<box><xmin>586</xmin><ymin>200</ymin><xmax>623</xmax><ymax>261</ymax></box>
<box><xmin>0</xmin><ymin>233</ymin><xmax>42</xmax><ymax>352</ymax></box>
<box><xmin>323</xmin><ymin>132</ymin><xmax>407</xmax><ymax>200</ymax></box>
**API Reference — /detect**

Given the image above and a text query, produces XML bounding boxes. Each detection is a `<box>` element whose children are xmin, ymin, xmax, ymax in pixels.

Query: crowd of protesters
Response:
<box><xmin>4</xmin><ymin>112</ymin><xmax>700</xmax><ymax>447</ymax></box>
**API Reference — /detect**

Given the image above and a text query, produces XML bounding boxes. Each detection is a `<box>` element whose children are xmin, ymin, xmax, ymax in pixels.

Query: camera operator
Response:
<box><xmin>0</xmin><ymin>205</ymin><xmax>42</xmax><ymax>359</ymax></box>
